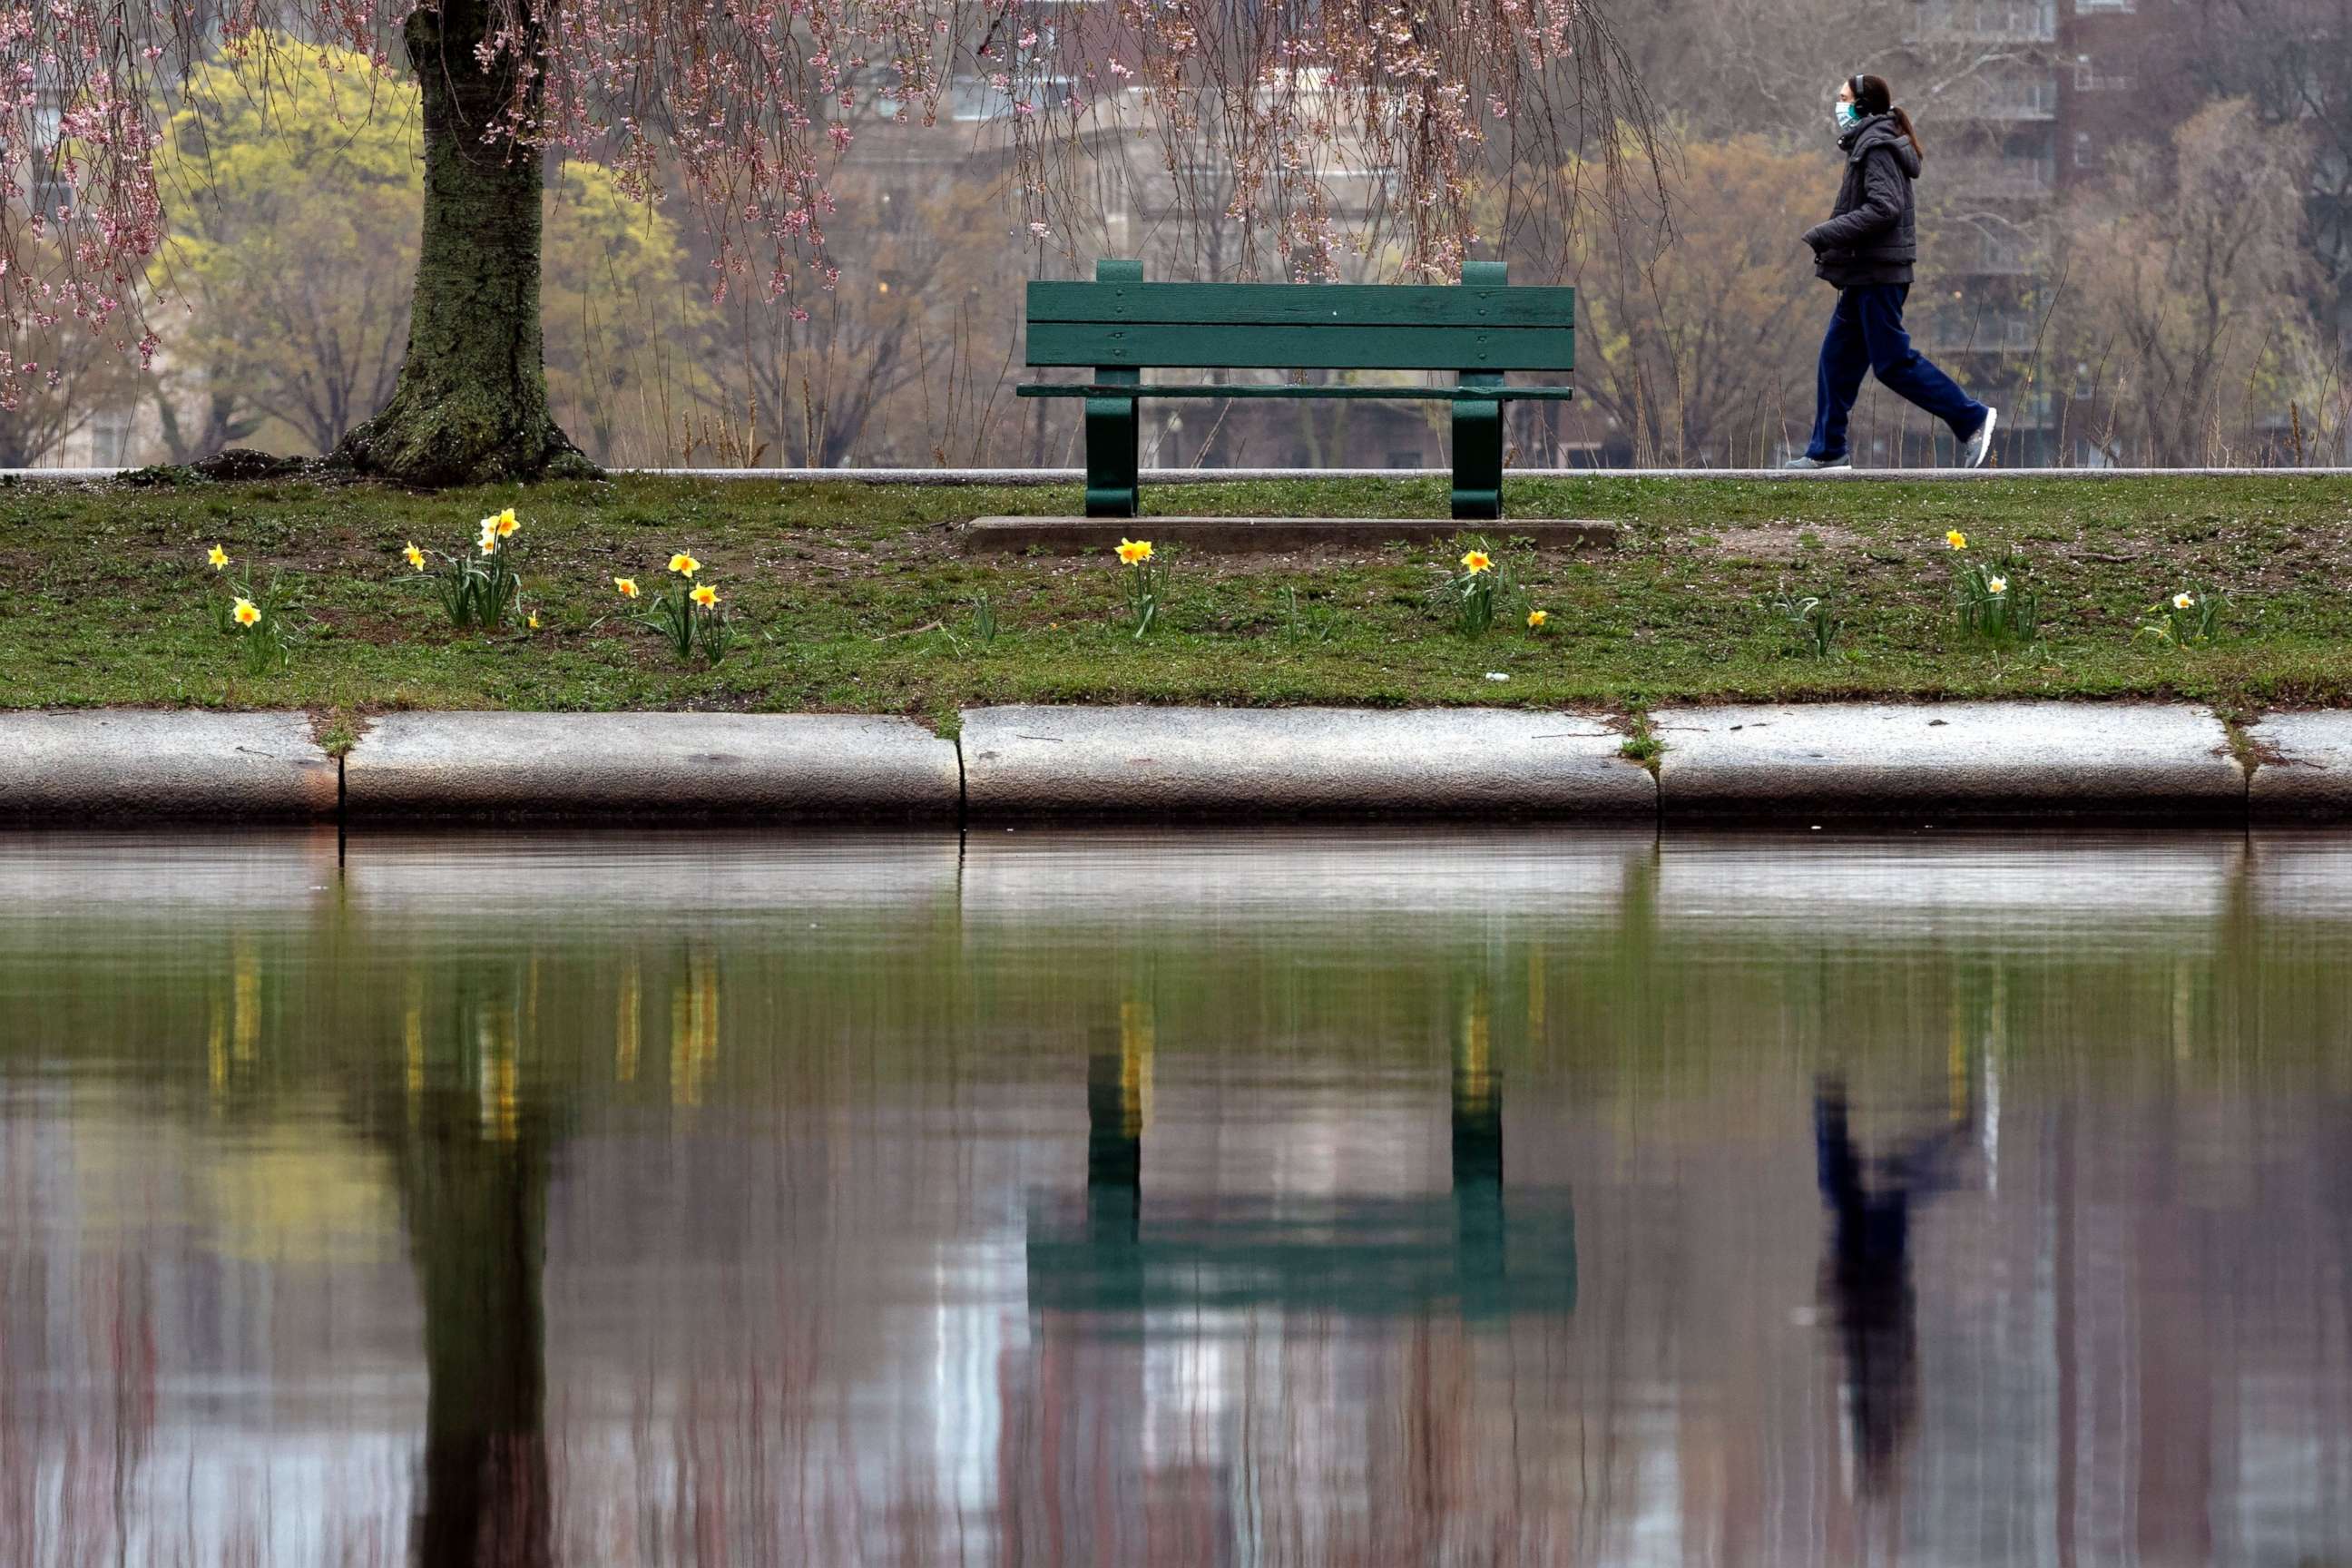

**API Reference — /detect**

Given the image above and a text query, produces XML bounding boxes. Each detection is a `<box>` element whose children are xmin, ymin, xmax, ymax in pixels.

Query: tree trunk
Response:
<box><xmin>336</xmin><ymin>0</ymin><xmax>593</xmax><ymax>485</ymax></box>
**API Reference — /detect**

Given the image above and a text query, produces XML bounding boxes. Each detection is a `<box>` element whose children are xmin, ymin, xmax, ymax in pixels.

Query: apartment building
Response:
<box><xmin>1906</xmin><ymin>0</ymin><xmax>2171</xmax><ymax>465</ymax></box>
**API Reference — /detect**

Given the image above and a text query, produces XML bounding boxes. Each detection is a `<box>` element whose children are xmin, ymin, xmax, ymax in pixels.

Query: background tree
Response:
<box><xmin>539</xmin><ymin>163</ymin><xmax>719</xmax><ymax>467</ymax></box>
<box><xmin>152</xmin><ymin>44</ymin><xmax>421</xmax><ymax>459</ymax></box>
<box><xmin>148</xmin><ymin>38</ymin><xmax>710</xmax><ymax>465</ymax></box>
<box><xmin>2062</xmin><ymin>99</ymin><xmax>2328</xmax><ymax>464</ymax></box>
<box><xmin>1553</xmin><ymin>136</ymin><xmax>1833</xmax><ymax>466</ymax></box>
<box><xmin>0</xmin><ymin>306</ymin><xmax>138</xmax><ymax>466</ymax></box>
<box><xmin>717</xmin><ymin>168</ymin><xmax>1020</xmax><ymax>468</ymax></box>
<box><xmin>2104</xmin><ymin>0</ymin><xmax>2352</xmax><ymax>338</ymax></box>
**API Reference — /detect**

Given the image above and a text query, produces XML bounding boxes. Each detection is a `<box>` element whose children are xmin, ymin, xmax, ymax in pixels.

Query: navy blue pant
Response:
<box><xmin>1807</xmin><ymin>284</ymin><xmax>1987</xmax><ymax>461</ymax></box>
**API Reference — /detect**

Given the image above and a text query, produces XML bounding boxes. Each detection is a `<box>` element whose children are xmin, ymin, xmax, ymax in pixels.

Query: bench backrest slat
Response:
<box><xmin>1025</xmin><ymin>279</ymin><xmax>1574</xmax><ymax>372</ymax></box>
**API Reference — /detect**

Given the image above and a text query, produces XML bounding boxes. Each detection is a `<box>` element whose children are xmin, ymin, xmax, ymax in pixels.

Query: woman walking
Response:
<box><xmin>1787</xmin><ymin>74</ymin><xmax>1998</xmax><ymax>470</ymax></box>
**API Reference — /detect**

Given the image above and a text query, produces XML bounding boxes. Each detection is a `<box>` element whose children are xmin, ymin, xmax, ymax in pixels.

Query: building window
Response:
<box><xmin>2073</xmin><ymin>56</ymin><xmax>2132</xmax><ymax>91</ymax></box>
<box><xmin>30</xmin><ymin>172</ymin><xmax>71</xmax><ymax>221</ymax></box>
<box><xmin>1385</xmin><ymin>449</ymin><xmax>1422</xmax><ymax>469</ymax></box>
<box><xmin>2073</xmin><ymin>0</ymin><xmax>2134</xmax><ymax>11</ymax></box>
<box><xmin>86</xmin><ymin>408</ymin><xmax>133</xmax><ymax>466</ymax></box>
<box><xmin>2074</xmin><ymin>130</ymin><xmax>2097</xmax><ymax>169</ymax></box>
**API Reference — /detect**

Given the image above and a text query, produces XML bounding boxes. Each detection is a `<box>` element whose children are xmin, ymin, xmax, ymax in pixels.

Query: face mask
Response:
<box><xmin>1834</xmin><ymin>101</ymin><xmax>1861</xmax><ymax>132</ymax></box>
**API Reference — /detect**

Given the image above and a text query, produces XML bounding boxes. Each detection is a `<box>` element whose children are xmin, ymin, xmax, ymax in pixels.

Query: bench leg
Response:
<box><xmin>1451</xmin><ymin>381</ymin><xmax>1504</xmax><ymax>522</ymax></box>
<box><xmin>1083</xmin><ymin>393</ymin><xmax>1139</xmax><ymax>518</ymax></box>
<box><xmin>1448</xmin><ymin>364</ymin><xmax>1504</xmax><ymax>516</ymax></box>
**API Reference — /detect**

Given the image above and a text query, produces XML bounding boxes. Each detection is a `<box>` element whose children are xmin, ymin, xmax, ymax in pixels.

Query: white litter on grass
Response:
<box><xmin>1485</xmin><ymin>671</ymin><xmax>1510</xmax><ymax>682</ymax></box>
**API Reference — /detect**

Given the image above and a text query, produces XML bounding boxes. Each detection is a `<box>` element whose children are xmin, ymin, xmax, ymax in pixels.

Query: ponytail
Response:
<box><xmin>1853</xmin><ymin>73</ymin><xmax>1926</xmax><ymax>162</ymax></box>
<box><xmin>1888</xmin><ymin>105</ymin><xmax>1926</xmax><ymax>162</ymax></box>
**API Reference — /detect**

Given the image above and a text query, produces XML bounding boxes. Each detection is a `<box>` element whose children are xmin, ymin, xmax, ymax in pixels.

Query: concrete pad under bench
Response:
<box><xmin>959</xmin><ymin>706</ymin><xmax>1654</xmax><ymax>820</ymax></box>
<box><xmin>962</xmin><ymin>515</ymin><xmax>1619</xmax><ymax>554</ymax></box>
<box><xmin>343</xmin><ymin>711</ymin><xmax>961</xmax><ymax>822</ymax></box>
<box><xmin>2249</xmin><ymin>711</ymin><xmax>2352</xmax><ymax>821</ymax></box>
<box><xmin>0</xmin><ymin>710</ymin><xmax>338</xmax><ymax>822</ymax></box>
<box><xmin>1651</xmin><ymin>702</ymin><xmax>2245</xmax><ymax>822</ymax></box>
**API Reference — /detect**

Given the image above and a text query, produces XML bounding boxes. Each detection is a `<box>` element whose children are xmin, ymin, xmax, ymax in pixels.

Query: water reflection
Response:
<box><xmin>1813</xmin><ymin>1073</ymin><xmax>1977</xmax><ymax>1507</ymax></box>
<box><xmin>1</xmin><ymin>828</ymin><xmax>2350</xmax><ymax>1565</ymax></box>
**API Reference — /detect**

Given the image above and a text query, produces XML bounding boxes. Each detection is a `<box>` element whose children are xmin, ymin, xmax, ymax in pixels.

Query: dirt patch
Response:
<box><xmin>1704</xmin><ymin>524</ymin><xmax>1861</xmax><ymax>560</ymax></box>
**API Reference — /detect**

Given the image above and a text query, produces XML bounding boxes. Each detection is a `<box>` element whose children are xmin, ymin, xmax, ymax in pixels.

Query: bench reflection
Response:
<box><xmin>1026</xmin><ymin>1034</ymin><xmax>1575</xmax><ymax>1327</ymax></box>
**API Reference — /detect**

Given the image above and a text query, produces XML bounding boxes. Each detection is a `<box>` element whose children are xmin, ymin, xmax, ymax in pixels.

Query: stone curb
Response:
<box><xmin>1651</xmin><ymin>701</ymin><xmax>2247</xmax><ymax>821</ymax></box>
<box><xmin>342</xmin><ymin>711</ymin><xmax>961</xmax><ymax>822</ymax></box>
<box><xmin>11</xmin><ymin>703</ymin><xmax>2348</xmax><ymax>828</ymax></box>
<box><xmin>962</xmin><ymin>515</ymin><xmax>1619</xmax><ymax>554</ymax></box>
<box><xmin>959</xmin><ymin>705</ymin><xmax>1654</xmax><ymax>821</ymax></box>
<box><xmin>2248</xmin><ymin>712</ymin><xmax>2352</xmax><ymax>821</ymax></box>
<box><xmin>0</xmin><ymin>710</ymin><xmax>338</xmax><ymax>821</ymax></box>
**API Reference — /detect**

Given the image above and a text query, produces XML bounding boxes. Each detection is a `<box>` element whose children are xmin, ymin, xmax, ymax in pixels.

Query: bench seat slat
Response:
<box><xmin>1028</xmin><ymin>280</ymin><xmax>1573</xmax><ymax>330</ymax></box>
<box><xmin>1016</xmin><ymin>382</ymin><xmax>1575</xmax><ymax>402</ymax></box>
<box><xmin>1026</xmin><ymin>321</ymin><xmax>1575</xmax><ymax>372</ymax></box>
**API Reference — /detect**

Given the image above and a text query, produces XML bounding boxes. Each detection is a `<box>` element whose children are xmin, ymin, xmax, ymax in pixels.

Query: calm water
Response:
<box><xmin>3</xmin><ymin>828</ymin><xmax>2350</xmax><ymax>1567</ymax></box>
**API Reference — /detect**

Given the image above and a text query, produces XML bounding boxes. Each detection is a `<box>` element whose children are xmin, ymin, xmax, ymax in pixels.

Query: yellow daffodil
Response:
<box><xmin>1460</xmin><ymin>550</ymin><xmax>1494</xmax><ymax>574</ymax></box>
<box><xmin>1526</xmin><ymin>609</ymin><xmax>1549</xmax><ymax>628</ymax></box>
<box><xmin>495</xmin><ymin>507</ymin><xmax>520</xmax><ymax>538</ymax></box>
<box><xmin>1115</xmin><ymin>538</ymin><xmax>1153</xmax><ymax>564</ymax></box>
<box><xmin>207</xmin><ymin>544</ymin><xmax>230</xmax><ymax>570</ymax></box>
<box><xmin>690</xmin><ymin>583</ymin><xmax>719</xmax><ymax>608</ymax></box>
<box><xmin>526</xmin><ymin>612</ymin><xmax>541</xmax><ymax>630</ymax></box>
<box><xmin>614</xmin><ymin>577</ymin><xmax>640</xmax><ymax>599</ymax></box>
<box><xmin>668</xmin><ymin>553</ymin><xmax>701</xmax><ymax>576</ymax></box>
<box><xmin>231</xmin><ymin>598</ymin><xmax>260</xmax><ymax>627</ymax></box>
<box><xmin>402</xmin><ymin>542</ymin><xmax>426</xmax><ymax>571</ymax></box>
<box><xmin>1945</xmin><ymin>530</ymin><xmax>1968</xmax><ymax>550</ymax></box>
<box><xmin>2173</xmin><ymin>591</ymin><xmax>2195</xmax><ymax>610</ymax></box>
<box><xmin>1987</xmin><ymin>575</ymin><xmax>2008</xmax><ymax>594</ymax></box>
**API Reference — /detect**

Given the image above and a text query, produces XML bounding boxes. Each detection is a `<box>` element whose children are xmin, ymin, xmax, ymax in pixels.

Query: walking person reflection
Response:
<box><xmin>1812</xmin><ymin>1073</ymin><xmax>1978</xmax><ymax>1504</ymax></box>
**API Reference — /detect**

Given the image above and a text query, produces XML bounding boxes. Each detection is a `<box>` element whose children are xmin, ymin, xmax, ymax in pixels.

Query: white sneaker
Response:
<box><xmin>1961</xmin><ymin>407</ymin><xmax>1998</xmax><ymax>468</ymax></box>
<box><xmin>1782</xmin><ymin>454</ymin><xmax>1852</xmax><ymax>470</ymax></box>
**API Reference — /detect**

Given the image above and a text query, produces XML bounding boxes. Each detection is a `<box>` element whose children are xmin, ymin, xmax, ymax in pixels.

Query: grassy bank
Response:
<box><xmin>4</xmin><ymin>472</ymin><xmax>2349</xmax><ymax>727</ymax></box>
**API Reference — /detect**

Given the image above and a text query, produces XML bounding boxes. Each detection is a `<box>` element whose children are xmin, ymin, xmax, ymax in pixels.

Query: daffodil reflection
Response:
<box><xmin>478</xmin><ymin>1011</ymin><xmax>521</xmax><ymax>1143</ymax></box>
<box><xmin>232</xmin><ymin>938</ymin><xmax>260</xmax><ymax>1063</ymax></box>
<box><xmin>671</xmin><ymin>953</ymin><xmax>720</xmax><ymax>1108</ymax></box>
<box><xmin>207</xmin><ymin>990</ymin><xmax>228</xmax><ymax>1097</ymax></box>
<box><xmin>615</xmin><ymin>960</ymin><xmax>642</xmax><ymax>1084</ymax></box>
<box><xmin>1455</xmin><ymin>983</ymin><xmax>1494</xmax><ymax>1121</ymax></box>
<box><xmin>1118</xmin><ymin>993</ymin><xmax>1154</xmax><ymax>1139</ymax></box>
<box><xmin>405</xmin><ymin>975</ymin><xmax>426</xmax><ymax>1109</ymax></box>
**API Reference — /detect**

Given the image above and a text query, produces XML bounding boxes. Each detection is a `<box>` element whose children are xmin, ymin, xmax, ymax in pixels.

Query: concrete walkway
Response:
<box><xmin>8</xmin><ymin>703</ymin><xmax>2352</xmax><ymax>826</ymax></box>
<box><xmin>9</xmin><ymin>466</ymin><xmax>2352</xmax><ymax>485</ymax></box>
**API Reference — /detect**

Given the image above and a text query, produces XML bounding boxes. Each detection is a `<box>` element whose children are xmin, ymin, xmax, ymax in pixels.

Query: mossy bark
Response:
<box><xmin>335</xmin><ymin>0</ymin><xmax>595</xmax><ymax>486</ymax></box>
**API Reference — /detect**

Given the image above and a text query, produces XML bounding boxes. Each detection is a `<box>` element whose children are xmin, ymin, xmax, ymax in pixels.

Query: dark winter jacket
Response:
<box><xmin>1802</xmin><ymin>115</ymin><xmax>1920</xmax><ymax>289</ymax></box>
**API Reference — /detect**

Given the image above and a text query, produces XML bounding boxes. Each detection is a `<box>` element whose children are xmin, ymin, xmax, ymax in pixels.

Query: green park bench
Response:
<box><xmin>1016</xmin><ymin>259</ymin><xmax>1575</xmax><ymax>522</ymax></box>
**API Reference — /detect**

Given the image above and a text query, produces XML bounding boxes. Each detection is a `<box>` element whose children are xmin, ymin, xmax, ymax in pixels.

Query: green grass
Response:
<box><xmin>5</xmin><ymin>471</ymin><xmax>2350</xmax><ymax>724</ymax></box>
